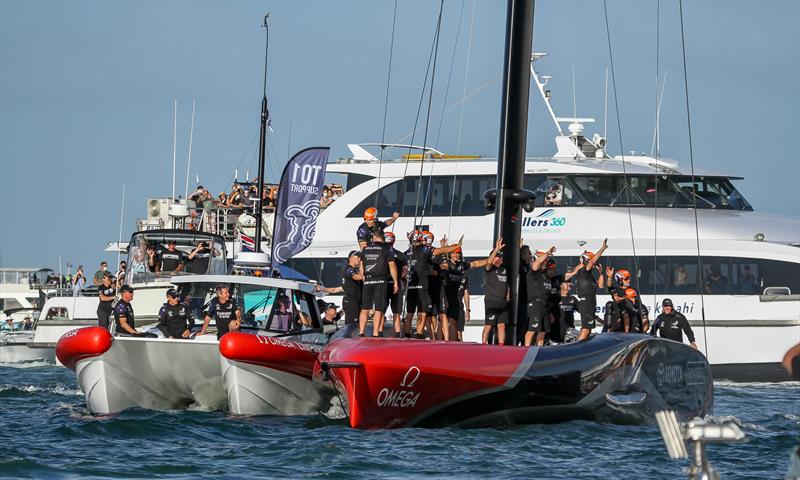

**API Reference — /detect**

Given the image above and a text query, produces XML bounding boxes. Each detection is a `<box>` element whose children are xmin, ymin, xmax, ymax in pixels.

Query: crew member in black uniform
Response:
<box><xmin>384</xmin><ymin>231</ymin><xmax>407</xmax><ymax>336</ymax></box>
<box><xmin>427</xmin><ymin>233</ymin><xmax>449</xmax><ymax>339</ymax></box>
<box><xmin>443</xmin><ymin>246</ymin><xmax>492</xmax><ymax>342</ymax></box>
<box><xmin>605</xmin><ymin>267</ymin><xmax>649</xmax><ymax>333</ymax></box>
<box><xmin>605</xmin><ymin>288</ymin><xmax>633</xmax><ymax>332</ymax></box>
<box><xmin>356</xmin><ymin>207</ymin><xmax>400</xmax><ymax>250</ymax></box>
<box><xmin>554</xmin><ymin>281</ymin><xmax>579</xmax><ymax>342</ymax></box>
<box><xmin>405</xmin><ymin>232</ymin><xmax>463</xmax><ymax>339</ymax></box>
<box><xmin>97</xmin><ymin>272</ymin><xmax>116</xmax><ymax>329</ymax></box>
<box><xmin>186</xmin><ymin>241</ymin><xmax>213</xmax><ymax>274</ymax></box>
<box><xmin>113</xmin><ymin>285</ymin><xmax>138</xmax><ymax>335</ymax></box>
<box><xmin>545</xmin><ymin>258</ymin><xmax>564</xmax><ymax>340</ymax></box>
<box><xmin>157</xmin><ymin>289</ymin><xmax>194</xmax><ymax>338</ymax></box>
<box><xmin>482</xmin><ymin>237</ymin><xmax>508</xmax><ymax>345</ymax></box>
<box><xmin>457</xmin><ymin>273</ymin><xmax>471</xmax><ymax>342</ymax></box>
<box><xmin>198</xmin><ymin>286</ymin><xmax>241</xmax><ymax>339</ymax></box>
<box><xmin>524</xmin><ymin>247</ymin><xmax>556</xmax><ymax>346</ymax></box>
<box><xmin>358</xmin><ymin>230</ymin><xmax>398</xmax><ymax>337</ymax></box>
<box><xmin>157</xmin><ymin>240</ymin><xmax>186</xmax><ymax>274</ymax></box>
<box><xmin>651</xmin><ymin>298</ymin><xmax>697</xmax><ymax>349</ymax></box>
<box><xmin>516</xmin><ymin>246</ymin><xmax>532</xmax><ymax>345</ymax></box>
<box><xmin>317</xmin><ymin>251</ymin><xmax>363</xmax><ymax>325</ymax></box>
<box><xmin>624</xmin><ymin>288</ymin><xmax>649</xmax><ymax>333</ymax></box>
<box><xmin>565</xmin><ymin>239</ymin><xmax>608</xmax><ymax>341</ymax></box>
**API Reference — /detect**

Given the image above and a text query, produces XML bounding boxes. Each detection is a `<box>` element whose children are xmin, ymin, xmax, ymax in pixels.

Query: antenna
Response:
<box><xmin>171</xmin><ymin>99</ymin><xmax>177</xmax><ymax>203</ymax></box>
<box><xmin>117</xmin><ymin>184</ymin><xmax>126</xmax><ymax>273</ymax></box>
<box><xmin>529</xmin><ymin>52</ymin><xmax>563</xmax><ymax>135</ymax></box>
<box><xmin>650</xmin><ymin>70</ymin><xmax>668</xmax><ymax>158</ymax></box>
<box><xmin>184</xmin><ymin>98</ymin><xmax>196</xmax><ymax>199</ymax></box>
<box><xmin>604</xmin><ymin>68</ymin><xmax>609</xmax><ymax>144</ymax></box>
<box><xmin>572</xmin><ymin>64</ymin><xmax>577</xmax><ymax>120</ymax></box>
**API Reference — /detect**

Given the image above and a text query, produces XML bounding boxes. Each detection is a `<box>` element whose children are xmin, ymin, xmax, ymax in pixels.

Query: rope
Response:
<box><xmin>448</xmin><ymin>0</ymin><xmax>476</xmax><ymax>238</ymax></box>
<box><xmin>679</xmin><ymin>0</ymin><xmax>709</xmax><ymax>358</ymax></box>
<box><xmin>603</xmin><ymin>0</ymin><xmax>639</xmax><ymax>290</ymax></box>
<box><xmin>374</xmin><ymin>0</ymin><xmax>399</xmax><ymax>206</ymax></box>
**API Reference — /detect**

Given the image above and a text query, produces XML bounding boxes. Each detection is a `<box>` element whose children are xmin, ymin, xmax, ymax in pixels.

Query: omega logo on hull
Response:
<box><xmin>376</xmin><ymin>366</ymin><xmax>422</xmax><ymax>408</ymax></box>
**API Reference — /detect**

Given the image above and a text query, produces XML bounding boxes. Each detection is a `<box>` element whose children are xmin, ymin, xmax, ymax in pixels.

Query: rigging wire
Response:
<box><xmin>447</xmin><ymin>0</ymin><xmax>477</xmax><ymax>238</ymax></box>
<box><xmin>396</xmin><ymin>1</ymin><xmax>443</xmax><ymax>232</ymax></box>
<box><xmin>653</xmin><ymin>0</ymin><xmax>660</xmax><ymax>322</ymax></box>
<box><xmin>415</xmin><ymin>0</ymin><xmax>445</xmax><ymax>225</ymax></box>
<box><xmin>679</xmin><ymin>0</ymin><xmax>709</xmax><ymax>358</ymax></box>
<box><xmin>392</xmin><ymin>0</ymin><xmax>444</xmax><ymax>231</ymax></box>
<box><xmin>421</xmin><ymin>0</ymin><xmax>466</xmax><ymax>229</ymax></box>
<box><xmin>374</xmin><ymin>0</ymin><xmax>399</xmax><ymax>206</ymax></box>
<box><xmin>603</xmin><ymin>0</ymin><xmax>640</xmax><ymax>291</ymax></box>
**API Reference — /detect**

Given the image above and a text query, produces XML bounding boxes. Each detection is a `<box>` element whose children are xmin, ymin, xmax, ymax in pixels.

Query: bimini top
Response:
<box><xmin>169</xmin><ymin>275</ymin><xmax>317</xmax><ymax>295</ymax></box>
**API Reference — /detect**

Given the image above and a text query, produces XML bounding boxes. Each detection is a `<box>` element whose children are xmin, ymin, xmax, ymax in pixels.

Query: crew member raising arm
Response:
<box><xmin>356</xmin><ymin>208</ymin><xmax>400</xmax><ymax>250</ymax></box>
<box><xmin>565</xmin><ymin>239</ymin><xmax>608</xmax><ymax>341</ymax></box>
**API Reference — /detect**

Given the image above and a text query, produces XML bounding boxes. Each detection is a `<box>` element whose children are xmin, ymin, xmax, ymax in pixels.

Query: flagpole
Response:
<box><xmin>254</xmin><ymin>13</ymin><xmax>271</xmax><ymax>255</ymax></box>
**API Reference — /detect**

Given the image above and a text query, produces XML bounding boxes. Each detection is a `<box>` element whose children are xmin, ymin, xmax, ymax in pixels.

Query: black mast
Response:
<box><xmin>254</xmin><ymin>13</ymin><xmax>271</xmax><ymax>254</ymax></box>
<box><xmin>486</xmin><ymin>0</ymin><xmax>536</xmax><ymax>345</ymax></box>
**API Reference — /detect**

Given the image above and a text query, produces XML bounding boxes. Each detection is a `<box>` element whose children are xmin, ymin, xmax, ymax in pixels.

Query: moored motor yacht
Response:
<box><xmin>57</xmin><ymin>273</ymin><xmax>335</xmax><ymax>415</ymax></box>
<box><xmin>284</xmin><ymin>53</ymin><xmax>800</xmax><ymax>382</ymax></box>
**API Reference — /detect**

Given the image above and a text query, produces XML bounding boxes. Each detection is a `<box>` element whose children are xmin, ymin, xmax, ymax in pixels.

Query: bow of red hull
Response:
<box><xmin>315</xmin><ymin>338</ymin><xmax>535</xmax><ymax>429</ymax></box>
<box><xmin>219</xmin><ymin>332</ymin><xmax>322</xmax><ymax>379</ymax></box>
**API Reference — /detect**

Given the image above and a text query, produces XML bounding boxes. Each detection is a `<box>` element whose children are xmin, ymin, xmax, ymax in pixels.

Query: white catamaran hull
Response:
<box><xmin>222</xmin><ymin>358</ymin><xmax>328</xmax><ymax>416</ymax></box>
<box><xmin>72</xmin><ymin>336</ymin><xmax>226</xmax><ymax>414</ymax></box>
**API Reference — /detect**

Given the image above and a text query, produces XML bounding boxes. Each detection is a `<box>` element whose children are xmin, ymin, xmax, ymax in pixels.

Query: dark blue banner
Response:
<box><xmin>270</xmin><ymin>147</ymin><xmax>330</xmax><ymax>266</ymax></box>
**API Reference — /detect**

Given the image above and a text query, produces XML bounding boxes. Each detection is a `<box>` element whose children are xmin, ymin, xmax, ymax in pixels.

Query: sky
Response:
<box><xmin>1</xmin><ymin>0</ymin><xmax>798</xmax><ymax>271</ymax></box>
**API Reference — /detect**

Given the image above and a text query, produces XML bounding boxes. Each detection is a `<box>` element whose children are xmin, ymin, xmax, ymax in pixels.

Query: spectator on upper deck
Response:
<box><xmin>217</xmin><ymin>192</ymin><xmax>228</xmax><ymax>206</ymax></box>
<box><xmin>228</xmin><ymin>185</ymin><xmax>243</xmax><ymax>207</ymax></box>
<box><xmin>321</xmin><ymin>186</ymin><xmax>333</xmax><ymax>207</ymax></box>
<box><xmin>93</xmin><ymin>262</ymin><xmax>109</xmax><ymax>287</ymax></box>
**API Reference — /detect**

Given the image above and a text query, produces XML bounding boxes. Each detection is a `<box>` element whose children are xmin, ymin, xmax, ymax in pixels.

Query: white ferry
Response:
<box><xmin>288</xmin><ymin>55</ymin><xmax>800</xmax><ymax>382</ymax></box>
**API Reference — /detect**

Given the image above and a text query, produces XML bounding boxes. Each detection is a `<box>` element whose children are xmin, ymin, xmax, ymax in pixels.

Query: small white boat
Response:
<box><xmin>0</xmin><ymin>330</ymin><xmax>55</xmax><ymax>364</ymax></box>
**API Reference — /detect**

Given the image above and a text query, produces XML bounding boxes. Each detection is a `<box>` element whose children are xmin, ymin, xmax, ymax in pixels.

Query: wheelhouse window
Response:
<box><xmin>288</xmin><ymin>257</ymin><xmax>348</xmax><ymax>292</ymax></box>
<box><xmin>126</xmin><ymin>232</ymin><xmax>227</xmax><ymax>285</ymax></box>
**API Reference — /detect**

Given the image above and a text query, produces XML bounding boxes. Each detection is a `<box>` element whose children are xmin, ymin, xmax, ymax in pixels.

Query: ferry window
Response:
<box><xmin>454</xmin><ymin>175</ymin><xmax>494</xmax><ymax>216</ymax></box>
<box><xmin>702</xmin><ymin>257</ymin><xmax>730</xmax><ymax>294</ymax></box>
<box><xmin>427</xmin><ymin>176</ymin><xmax>456</xmax><ymax>216</ymax></box>
<box><xmin>463</xmin><ymin>259</ymin><xmax>485</xmax><ymax>295</ymax></box>
<box><xmin>667</xmin><ymin>257</ymin><xmax>700</xmax><ymax>294</ymax></box>
<box><xmin>348</xmin><ymin>181</ymin><xmax>401</xmax><ymax>218</ymax></box>
<box><xmin>674</xmin><ymin>177</ymin><xmax>752</xmax><ymax>210</ymax></box>
<box><xmin>527</xmin><ymin>176</ymin><xmax>578</xmax><ymax>207</ymax></box>
<box><xmin>761</xmin><ymin>259</ymin><xmax>800</xmax><ymax>295</ymax></box>
<box><xmin>628</xmin><ymin>176</ymin><xmax>693</xmax><ymax>207</ymax></box>
<box><xmin>730</xmin><ymin>259</ymin><xmax>761</xmax><ymax>295</ymax></box>
<box><xmin>346</xmin><ymin>173</ymin><xmax>371</xmax><ymax>191</ymax></box>
<box><xmin>571</xmin><ymin>176</ymin><xmax>621</xmax><ymax>206</ymax></box>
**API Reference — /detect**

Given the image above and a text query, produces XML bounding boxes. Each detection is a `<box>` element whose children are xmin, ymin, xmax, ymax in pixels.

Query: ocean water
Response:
<box><xmin>0</xmin><ymin>364</ymin><xmax>797</xmax><ymax>479</ymax></box>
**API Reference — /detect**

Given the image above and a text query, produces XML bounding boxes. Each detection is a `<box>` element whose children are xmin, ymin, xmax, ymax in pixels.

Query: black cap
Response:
<box><xmin>612</xmin><ymin>287</ymin><xmax>627</xmax><ymax>297</ymax></box>
<box><xmin>662</xmin><ymin>298</ymin><xmax>674</xmax><ymax>307</ymax></box>
<box><xmin>326</xmin><ymin>303</ymin><xmax>338</xmax><ymax>310</ymax></box>
<box><xmin>103</xmin><ymin>272</ymin><xmax>114</xmax><ymax>279</ymax></box>
<box><xmin>167</xmin><ymin>240</ymin><xmax>177</xmax><ymax>244</ymax></box>
<box><xmin>120</xmin><ymin>285</ymin><xmax>134</xmax><ymax>294</ymax></box>
<box><xmin>166</xmin><ymin>288</ymin><xmax>179</xmax><ymax>298</ymax></box>
<box><xmin>348</xmin><ymin>250</ymin><xmax>361</xmax><ymax>258</ymax></box>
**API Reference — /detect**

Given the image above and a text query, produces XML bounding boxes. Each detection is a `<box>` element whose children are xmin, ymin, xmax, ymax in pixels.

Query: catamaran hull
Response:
<box><xmin>57</xmin><ymin>327</ymin><xmax>226</xmax><ymax>414</ymax></box>
<box><xmin>314</xmin><ymin>334</ymin><xmax>713</xmax><ymax>429</ymax></box>
<box><xmin>220</xmin><ymin>333</ymin><xmax>327</xmax><ymax>415</ymax></box>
